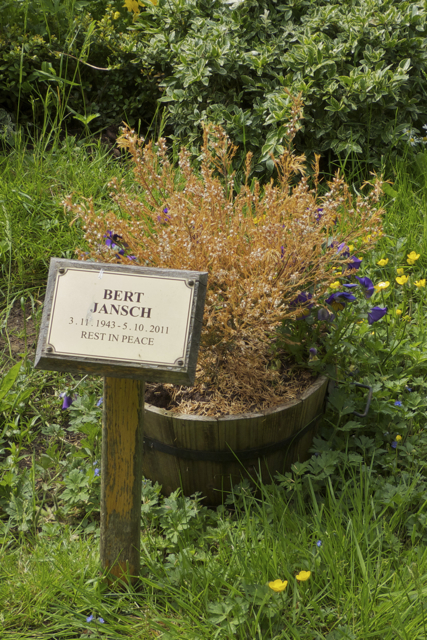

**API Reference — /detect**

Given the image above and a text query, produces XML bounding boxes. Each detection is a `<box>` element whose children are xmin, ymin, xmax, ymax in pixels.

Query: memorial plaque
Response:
<box><xmin>35</xmin><ymin>258</ymin><xmax>208</xmax><ymax>385</ymax></box>
<box><xmin>36</xmin><ymin>258</ymin><xmax>208</xmax><ymax>584</ymax></box>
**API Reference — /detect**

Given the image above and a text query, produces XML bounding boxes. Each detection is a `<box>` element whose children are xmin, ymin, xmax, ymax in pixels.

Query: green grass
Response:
<box><xmin>384</xmin><ymin>150</ymin><xmax>427</xmax><ymax>259</ymax></box>
<box><xmin>2</xmin><ymin>470</ymin><xmax>427</xmax><ymax>639</ymax></box>
<box><xmin>0</xmin><ymin>136</ymin><xmax>131</xmax><ymax>308</ymax></box>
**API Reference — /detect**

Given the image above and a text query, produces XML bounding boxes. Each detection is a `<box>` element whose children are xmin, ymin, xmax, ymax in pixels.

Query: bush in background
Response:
<box><xmin>133</xmin><ymin>0</ymin><xmax>427</xmax><ymax>174</ymax></box>
<box><xmin>3</xmin><ymin>0</ymin><xmax>427</xmax><ymax>177</ymax></box>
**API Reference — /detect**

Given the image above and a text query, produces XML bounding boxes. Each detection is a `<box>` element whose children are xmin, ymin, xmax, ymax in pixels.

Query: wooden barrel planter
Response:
<box><xmin>142</xmin><ymin>375</ymin><xmax>328</xmax><ymax>506</ymax></box>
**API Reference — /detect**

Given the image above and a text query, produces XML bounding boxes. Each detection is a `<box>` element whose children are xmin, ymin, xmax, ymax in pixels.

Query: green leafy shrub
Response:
<box><xmin>132</xmin><ymin>0</ymin><xmax>427</xmax><ymax>174</ymax></box>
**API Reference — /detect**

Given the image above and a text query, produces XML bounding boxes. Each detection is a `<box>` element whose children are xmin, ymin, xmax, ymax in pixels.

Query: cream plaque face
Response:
<box><xmin>46</xmin><ymin>267</ymin><xmax>194</xmax><ymax>366</ymax></box>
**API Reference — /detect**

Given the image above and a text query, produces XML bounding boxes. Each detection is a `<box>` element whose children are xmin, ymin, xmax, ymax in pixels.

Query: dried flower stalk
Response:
<box><xmin>66</xmin><ymin>102</ymin><xmax>383</xmax><ymax>416</ymax></box>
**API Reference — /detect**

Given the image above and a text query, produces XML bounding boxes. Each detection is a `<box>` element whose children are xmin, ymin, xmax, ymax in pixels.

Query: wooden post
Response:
<box><xmin>100</xmin><ymin>376</ymin><xmax>145</xmax><ymax>584</ymax></box>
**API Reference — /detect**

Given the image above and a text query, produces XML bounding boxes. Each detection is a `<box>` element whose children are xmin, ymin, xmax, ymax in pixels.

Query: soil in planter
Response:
<box><xmin>145</xmin><ymin>360</ymin><xmax>316</xmax><ymax>417</ymax></box>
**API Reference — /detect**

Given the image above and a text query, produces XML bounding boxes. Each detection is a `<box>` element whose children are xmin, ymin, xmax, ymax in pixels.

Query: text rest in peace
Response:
<box><xmin>81</xmin><ymin>331</ymin><xmax>154</xmax><ymax>345</ymax></box>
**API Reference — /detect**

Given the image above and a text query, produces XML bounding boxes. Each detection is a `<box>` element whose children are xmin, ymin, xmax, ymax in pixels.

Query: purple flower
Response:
<box><xmin>406</xmin><ymin>387</ymin><xmax>412</xmax><ymax>392</ymax></box>
<box><xmin>309</xmin><ymin>348</ymin><xmax>318</xmax><ymax>356</ymax></box>
<box><xmin>87</xmin><ymin>613</ymin><xmax>104</xmax><ymax>623</ymax></box>
<box><xmin>336</xmin><ymin>242</ymin><xmax>350</xmax><ymax>258</ymax></box>
<box><xmin>60</xmin><ymin>393</ymin><xmax>73</xmax><ymax>410</ymax></box>
<box><xmin>97</xmin><ymin>397</ymin><xmax>103</xmax><ymax>407</ymax></box>
<box><xmin>316</xmin><ymin>540</ymin><xmax>322</xmax><ymax>547</ymax></box>
<box><xmin>394</xmin><ymin>400</ymin><xmax>402</xmax><ymax>407</ymax></box>
<box><xmin>391</xmin><ymin>441</ymin><xmax>397</xmax><ymax>449</ymax></box>
<box><xmin>314</xmin><ymin>208</ymin><xmax>323</xmax><ymax>222</ymax></box>
<box><xmin>342</xmin><ymin>283</ymin><xmax>358</xmax><ymax>289</ymax></box>
<box><xmin>325</xmin><ymin>292</ymin><xmax>357</xmax><ymax>306</ymax></box>
<box><xmin>355</xmin><ymin>276</ymin><xmax>374</xmax><ymax>299</ymax></box>
<box><xmin>94</xmin><ymin>468</ymin><xmax>100</xmax><ymax>476</ymax></box>
<box><xmin>163</xmin><ymin>207</ymin><xmax>169</xmax><ymax>214</ymax></box>
<box><xmin>104</xmin><ymin>230</ymin><xmax>123</xmax><ymax>249</ymax></box>
<box><xmin>367</xmin><ymin>306</ymin><xmax>388</xmax><ymax>325</ymax></box>
<box><xmin>290</xmin><ymin>292</ymin><xmax>313</xmax><ymax>307</ymax></box>
<box><xmin>346</xmin><ymin>256</ymin><xmax>362</xmax><ymax>270</ymax></box>
<box><xmin>280</xmin><ymin>246</ymin><xmax>285</xmax><ymax>259</ymax></box>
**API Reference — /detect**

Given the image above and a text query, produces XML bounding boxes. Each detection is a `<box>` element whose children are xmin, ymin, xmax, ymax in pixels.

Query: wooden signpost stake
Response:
<box><xmin>101</xmin><ymin>377</ymin><xmax>144</xmax><ymax>581</ymax></box>
<box><xmin>35</xmin><ymin>258</ymin><xmax>207</xmax><ymax>584</ymax></box>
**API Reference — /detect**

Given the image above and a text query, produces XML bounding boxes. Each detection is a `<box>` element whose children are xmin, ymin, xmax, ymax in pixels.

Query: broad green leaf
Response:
<box><xmin>0</xmin><ymin>360</ymin><xmax>22</xmax><ymax>403</ymax></box>
<box><xmin>382</xmin><ymin>183</ymin><xmax>398</xmax><ymax>198</ymax></box>
<box><xmin>73</xmin><ymin>113</ymin><xmax>100</xmax><ymax>125</ymax></box>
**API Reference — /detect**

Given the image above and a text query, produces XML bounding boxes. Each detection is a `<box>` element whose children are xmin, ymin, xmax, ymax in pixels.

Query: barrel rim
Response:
<box><xmin>144</xmin><ymin>374</ymin><xmax>328</xmax><ymax>422</ymax></box>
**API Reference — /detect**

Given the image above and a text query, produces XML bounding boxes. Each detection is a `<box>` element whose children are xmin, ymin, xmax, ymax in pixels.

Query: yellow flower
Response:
<box><xmin>407</xmin><ymin>251</ymin><xmax>420</xmax><ymax>265</ymax></box>
<box><xmin>123</xmin><ymin>0</ymin><xmax>141</xmax><ymax>14</ymax></box>
<box><xmin>377</xmin><ymin>258</ymin><xmax>389</xmax><ymax>267</ymax></box>
<box><xmin>396</xmin><ymin>309</ymin><xmax>402</xmax><ymax>316</ymax></box>
<box><xmin>396</xmin><ymin>275</ymin><xmax>409</xmax><ymax>285</ymax></box>
<box><xmin>330</xmin><ymin>281</ymin><xmax>341</xmax><ymax>290</ymax></box>
<box><xmin>331</xmin><ymin>301</ymin><xmax>344</xmax><ymax>311</ymax></box>
<box><xmin>415</xmin><ymin>279</ymin><xmax>426</xmax><ymax>288</ymax></box>
<box><xmin>113</xmin><ymin>10</ymin><xmax>121</xmax><ymax>18</ymax></box>
<box><xmin>374</xmin><ymin>281</ymin><xmax>390</xmax><ymax>292</ymax></box>
<box><xmin>348</xmin><ymin>245</ymin><xmax>354</xmax><ymax>252</ymax></box>
<box><xmin>403</xmin><ymin>315</ymin><xmax>411</xmax><ymax>321</ymax></box>
<box><xmin>253</xmin><ymin>215</ymin><xmax>266</xmax><ymax>225</ymax></box>
<box><xmin>295</xmin><ymin>571</ymin><xmax>311</xmax><ymax>582</ymax></box>
<box><xmin>268</xmin><ymin>579</ymin><xmax>288</xmax><ymax>592</ymax></box>
<box><xmin>396</xmin><ymin>435</ymin><xmax>402</xmax><ymax>442</ymax></box>
<box><xmin>396</xmin><ymin>268</ymin><xmax>404</xmax><ymax>276</ymax></box>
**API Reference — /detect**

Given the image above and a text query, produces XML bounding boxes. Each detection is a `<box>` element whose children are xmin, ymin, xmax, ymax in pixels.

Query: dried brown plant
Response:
<box><xmin>66</xmin><ymin>101</ymin><xmax>384</xmax><ymax>416</ymax></box>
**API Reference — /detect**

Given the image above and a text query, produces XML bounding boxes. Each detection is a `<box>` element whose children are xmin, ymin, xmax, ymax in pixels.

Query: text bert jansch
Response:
<box><xmin>82</xmin><ymin>288</ymin><xmax>154</xmax><ymax>345</ymax></box>
<box><xmin>91</xmin><ymin>288</ymin><xmax>151</xmax><ymax>318</ymax></box>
